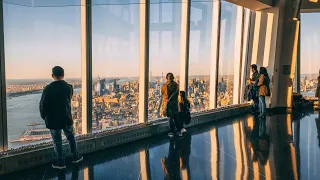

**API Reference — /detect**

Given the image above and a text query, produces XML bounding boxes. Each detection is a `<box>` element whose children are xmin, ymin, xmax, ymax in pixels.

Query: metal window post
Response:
<box><xmin>139</xmin><ymin>0</ymin><xmax>150</xmax><ymax>123</ymax></box>
<box><xmin>240</xmin><ymin>10</ymin><xmax>252</xmax><ymax>103</ymax></box>
<box><xmin>81</xmin><ymin>0</ymin><xmax>92</xmax><ymax>134</ymax></box>
<box><xmin>209</xmin><ymin>0</ymin><xmax>221</xmax><ymax>109</ymax></box>
<box><xmin>233</xmin><ymin>6</ymin><xmax>244</xmax><ymax>104</ymax></box>
<box><xmin>0</xmin><ymin>0</ymin><xmax>8</xmax><ymax>152</ymax></box>
<box><xmin>179</xmin><ymin>0</ymin><xmax>191</xmax><ymax>93</ymax></box>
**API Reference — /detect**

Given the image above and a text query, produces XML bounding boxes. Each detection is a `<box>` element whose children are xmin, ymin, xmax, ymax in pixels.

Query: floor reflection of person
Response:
<box><xmin>161</xmin><ymin>135</ymin><xmax>191</xmax><ymax>180</ymax></box>
<box><xmin>246</xmin><ymin>116</ymin><xmax>270</xmax><ymax>165</ymax></box>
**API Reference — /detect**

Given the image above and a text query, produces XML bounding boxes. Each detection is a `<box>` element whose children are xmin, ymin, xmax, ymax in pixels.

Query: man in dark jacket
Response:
<box><xmin>39</xmin><ymin>66</ymin><xmax>82</xmax><ymax>169</ymax></box>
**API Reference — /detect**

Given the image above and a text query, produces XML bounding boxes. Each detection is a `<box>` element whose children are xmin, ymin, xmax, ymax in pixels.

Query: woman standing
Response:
<box><xmin>257</xmin><ymin>67</ymin><xmax>270</xmax><ymax>118</ymax></box>
<box><xmin>161</xmin><ymin>73</ymin><xmax>179</xmax><ymax>138</ymax></box>
<box><xmin>316</xmin><ymin>71</ymin><xmax>320</xmax><ymax>109</ymax></box>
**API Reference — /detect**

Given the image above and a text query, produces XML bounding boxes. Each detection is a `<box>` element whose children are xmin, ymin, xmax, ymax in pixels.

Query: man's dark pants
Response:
<box><xmin>50</xmin><ymin>125</ymin><xmax>78</xmax><ymax>162</ymax></box>
<box><xmin>253</xmin><ymin>97</ymin><xmax>260</xmax><ymax>113</ymax></box>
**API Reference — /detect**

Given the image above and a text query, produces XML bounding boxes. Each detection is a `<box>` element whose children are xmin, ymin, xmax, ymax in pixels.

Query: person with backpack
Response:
<box><xmin>161</xmin><ymin>73</ymin><xmax>179</xmax><ymax>138</ymax></box>
<box><xmin>178</xmin><ymin>91</ymin><xmax>191</xmax><ymax>135</ymax></box>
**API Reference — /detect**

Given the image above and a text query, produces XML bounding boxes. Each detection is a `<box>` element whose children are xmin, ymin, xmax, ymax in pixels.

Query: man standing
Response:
<box><xmin>248</xmin><ymin>64</ymin><xmax>260</xmax><ymax>113</ymax></box>
<box><xmin>40</xmin><ymin>66</ymin><xmax>83</xmax><ymax>169</ymax></box>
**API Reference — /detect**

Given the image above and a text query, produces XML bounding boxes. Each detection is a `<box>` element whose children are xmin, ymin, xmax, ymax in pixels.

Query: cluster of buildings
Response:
<box><xmin>301</xmin><ymin>75</ymin><xmax>319</xmax><ymax>94</ymax></box>
<box><xmin>70</xmin><ymin>75</ymin><xmax>234</xmax><ymax>134</ymax></box>
<box><xmin>6</xmin><ymin>81</ymin><xmax>81</xmax><ymax>95</ymax></box>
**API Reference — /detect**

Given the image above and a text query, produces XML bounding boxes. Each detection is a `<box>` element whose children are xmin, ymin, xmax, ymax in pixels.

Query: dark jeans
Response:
<box><xmin>168</xmin><ymin>112</ymin><xmax>182</xmax><ymax>133</ymax></box>
<box><xmin>50</xmin><ymin>125</ymin><xmax>78</xmax><ymax>162</ymax></box>
<box><xmin>253</xmin><ymin>97</ymin><xmax>259</xmax><ymax>113</ymax></box>
<box><xmin>259</xmin><ymin>96</ymin><xmax>266</xmax><ymax>115</ymax></box>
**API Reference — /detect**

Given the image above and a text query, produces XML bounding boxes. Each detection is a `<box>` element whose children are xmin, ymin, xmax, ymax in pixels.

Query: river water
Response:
<box><xmin>7</xmin><ymin>89</ymin><xmax>80</xmax><ymax>149</ymax></box>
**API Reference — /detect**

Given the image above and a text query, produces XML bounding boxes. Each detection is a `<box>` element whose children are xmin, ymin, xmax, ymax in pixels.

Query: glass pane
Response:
<box><xmin>4</xmin><ymin>4</ymin><xmax>81</xmax><ymax>148</ymax></box>
<box><xmin>92</xmin><ymin>0</ymin><xmax>140</xmax><ymax>131</ymax></box>
<box><xmin>217</xmin><ymin>1</ymin><xmax>237</xmax><ymax>107</ymax></box>
<box><xmin>188</xmin><ymin>1</ymin><xmax>213</xmax><ymax>112</ymax></box>
<box><xmin>148</xmin><ymin>0</ymin><xmax>181</xmax><ymax>120</ymax></box>
<box><xmin>300</xmin><ymin>13</ymin><xmax>320</xmax><ymax>98</ymax></box>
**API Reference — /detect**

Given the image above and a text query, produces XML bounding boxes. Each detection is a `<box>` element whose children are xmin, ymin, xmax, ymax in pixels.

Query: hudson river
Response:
<box><xmin>7</xmin><ymin>89</ymin><xmax>80</xmax><ymax>149</ymax></box>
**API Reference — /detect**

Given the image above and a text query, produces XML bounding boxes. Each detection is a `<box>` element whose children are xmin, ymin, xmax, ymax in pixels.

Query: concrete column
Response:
<box><xmin>209</xmin><ymin>1</ymin><xmax>221</xmax><ymax>109</ymax></box>
<box><xmin>139</xmin><ymin>0</ymin><xmax>150</xmax><ymax>123</ymax></box>
<box><xmin>179</xmin><ymin>0</ymin><xmax>191</xmax><ymax>93</ymax></box>
<box><xmin>0</xmin><ymin>0</ymin><xmax>8</xmax><ymax>152</ymax></box>
<box><xmin>270</xmin><ymin>0</ymin><xmax>300</xmax><ymax>110</ymax></box>
<box><xmin>81</xmin><ymin>0</ymin><xmax>93</xmax><ymax>134</ymax></box>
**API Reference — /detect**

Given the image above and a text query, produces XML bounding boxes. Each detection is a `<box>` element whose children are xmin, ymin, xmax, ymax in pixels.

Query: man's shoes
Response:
<box><xmin>52</xmin><ymin>161</ymin><xmax>66</xmax><ymax>169</ymax></box>
<box><xmin>168</xmin><ymin>132</ymin><xmax>174</xmax><ymax>138</ymax></box>
<box><xmin>72</xmin><ymin>155</ymin><xmax>83</xmax><ymax>163</ymax></box>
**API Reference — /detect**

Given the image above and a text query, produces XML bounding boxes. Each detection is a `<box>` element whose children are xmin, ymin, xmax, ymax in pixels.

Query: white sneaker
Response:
<box><xmin>181</xmin><ymin>128</ymin><xmax>187</xmax><ymax>133</ymax></box>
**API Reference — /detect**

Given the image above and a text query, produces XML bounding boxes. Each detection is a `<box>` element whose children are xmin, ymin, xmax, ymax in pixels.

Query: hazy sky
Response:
<box><xmin>3</xmin><ymin>0</ymin><xmax>236</xmax><ymax>79</ymax></box>
<box><xmin>301</xmin><ymin>13</ymin><xmax>320</xmax><ymax>75</ymax></box>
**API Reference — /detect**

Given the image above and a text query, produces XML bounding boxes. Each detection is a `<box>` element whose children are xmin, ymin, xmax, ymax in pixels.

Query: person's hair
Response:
<box><xmin>259</xmin><ymin>67</ymin><xmax>270</xmax><ymax>80</ymax></box>
<box><xmin>250</xmin><ymin>64</ymin><xmax>258</xmax><ymax>71</ymax></box>
<box><xmin>52</xmin><ymin>66</ymin><xmax>64</xmax><ymax>78</ymax></box>
<box><xmin>166</xmin><ymin>72</ymin><xmax>174</xmax><ymax>81</ymax></box>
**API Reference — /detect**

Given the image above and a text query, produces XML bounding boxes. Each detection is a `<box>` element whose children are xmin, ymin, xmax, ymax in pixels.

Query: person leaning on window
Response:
<box><xmin>39</xmin><ymin>66</ymin><xmax>83</xmax><ymax>169</ymax></box>
<box><xmin>316</xmin><ymin>71</ymin><xmax>320</xmax><ymax>110</ymax></box>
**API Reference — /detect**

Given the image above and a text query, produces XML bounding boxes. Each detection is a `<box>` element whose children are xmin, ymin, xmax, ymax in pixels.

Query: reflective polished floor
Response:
<box><xmin>1</xmin><ymin>111</ymin><xmax>320</xmax><ymax>180</ymax></box>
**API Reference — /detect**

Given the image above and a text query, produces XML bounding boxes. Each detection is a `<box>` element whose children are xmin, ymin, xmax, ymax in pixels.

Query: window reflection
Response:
<box><xmin>300</xmin><ymin>13</ymin><xmax>320</xmax><ymax>99</ymax></box>
<box><xmin>148</xmin><ymin>0</ymin><xmax>181</xmax><ymax>120</ymax></box>
<box><xmin>217</xmin><ymin>2</ymin><xmax>238</xmax><ymax>107</ymax></box>
<box><xmin>188</xmin><ymin>1</ymin><xmax>212</xmax><ymax>112</ymax></box>
<box><xmin>92</xmin><ymin>0</ymin><xmax>140</xmax><ymax>131</ymax></box>
<box><xmin>4</xmin><ymin>3</ymin><xmax>81</xmax><ymax>148</ymax></box>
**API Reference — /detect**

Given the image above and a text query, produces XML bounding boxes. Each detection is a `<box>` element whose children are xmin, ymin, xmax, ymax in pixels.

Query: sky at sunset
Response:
<box><xmin>3</xmin><ymin>0</ymin><xmax>239</xmax><ymax>79</ymax></box>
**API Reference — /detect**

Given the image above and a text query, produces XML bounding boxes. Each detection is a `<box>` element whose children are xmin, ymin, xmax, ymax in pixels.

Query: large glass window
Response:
<box><xmin>148</xmin><ymin>0</ymin><xmax>181</xmax><ymax>120</ymax></box>
<box><xmin>188</xmin><ymin>1</ymin><xmax>213</xmax><ymax>112</ymax></box>
<box><xmin>4</xmin><ymin>3</ymin><xmax>81</xmax><ymax>148</ymax></box>
<box><xmin>92</xmin><ymin>0</ymin><xmax>140</xmax><ymax>131</ymax></box>
<box><xmin>300</xmin><ymin>13</ymin><xmax>320</xmax><ymax>98</ymax></box>
<box><xmin>217</xmin><ymin>2</ymin><xmax>237</xmax><ymax>107</ymax></box>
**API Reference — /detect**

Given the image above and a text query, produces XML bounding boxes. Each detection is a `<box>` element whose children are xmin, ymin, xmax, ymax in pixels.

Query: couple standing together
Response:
<box><xmin>248</xmin><ymin>64</ymin><xmax>270</xmax><ymax>118</ymax></box>
<box><xmin>160</xmin><ymin>73</ymin><xmax>191</xmax><ymax>138</ymax></box>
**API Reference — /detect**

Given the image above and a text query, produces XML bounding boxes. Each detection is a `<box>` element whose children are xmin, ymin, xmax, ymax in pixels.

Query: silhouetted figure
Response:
<box><xmin>39</xmin><ymin>66</ymin><xmax>83</xmax><ymax>169</ymax></box>
<box><xmin>161</xmin><ymin>135</ymin><xmax>192</xmax><ymax>180</ymax></box>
